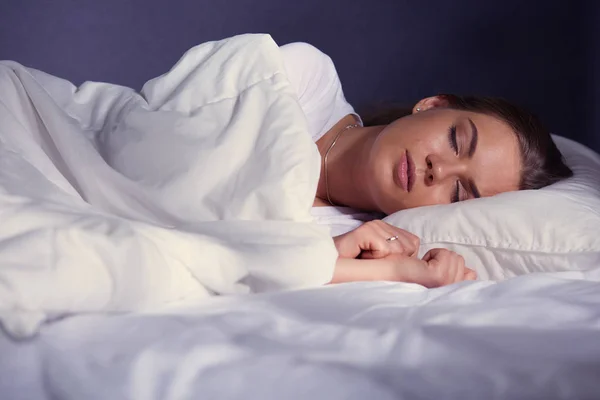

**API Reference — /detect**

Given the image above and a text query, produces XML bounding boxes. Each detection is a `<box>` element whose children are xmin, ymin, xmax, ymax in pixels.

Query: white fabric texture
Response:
<box><xmin>279</xmin><ymin>42</ymin><xmax>359</xmax><ymax>142</ymax></box>
<box><xmin>0</xmin><ymin>34</ymin><xmax>338</xmax><ymax>338</ymax></box>
<box><xmin>2</xmin><ymin>270</ymin><xmax>600</xmax><ymax>399</ymax></box>
<box><xmin>385</xmin><ymin>135</ymin><xmax>600</xmax><ymax>280</ymax></box>
<box><xmin>279</xmin><ymin>42</ymin><xmax>375</xmax><ymax>233</ymax></box>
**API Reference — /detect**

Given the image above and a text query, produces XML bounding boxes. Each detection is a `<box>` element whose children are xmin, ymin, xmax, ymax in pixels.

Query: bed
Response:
<box><xmin>3</xmin><ymin>278</ymin><xmax>600</xmax><ymax>400</ymax></box>
<box><xmin>1</xmin><ymin>2</ymin><xmax>600</xmax><ymax>400</ymax></box>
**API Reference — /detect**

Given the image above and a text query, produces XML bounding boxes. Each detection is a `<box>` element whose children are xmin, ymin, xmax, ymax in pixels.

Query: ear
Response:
<box><xmin>412</xmin><ymin>95</ymin><xmax>450</xmax><ymax>114</ymax></box>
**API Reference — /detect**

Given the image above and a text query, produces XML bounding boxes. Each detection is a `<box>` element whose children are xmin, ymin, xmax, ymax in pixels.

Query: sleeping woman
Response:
<box><xmin>280</xmin><ymin>43</ymin><xmax>573</xmax><ymax>288</ymax></box>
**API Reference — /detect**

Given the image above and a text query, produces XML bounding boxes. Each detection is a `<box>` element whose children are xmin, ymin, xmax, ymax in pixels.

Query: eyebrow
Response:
<box><xmin>467</xmin><ymin>118</ymin><xmax>480</xmax><ymax>199</ymax></box>
<box><xmin>467</xmin><ymin>118</ymin><xmax>478</xmax><ymax>158</ymax></box>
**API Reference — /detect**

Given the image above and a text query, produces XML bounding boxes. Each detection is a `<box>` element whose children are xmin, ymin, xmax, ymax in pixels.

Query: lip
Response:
<box><xmin>406</xmin><ymin>150</ymin><xmax>415</xmax><ymax>192</ymax></box>
<box><xmin>397</xmin><ymin>151</ymin><xmax>409</xmax><ymax>192</ymax></box>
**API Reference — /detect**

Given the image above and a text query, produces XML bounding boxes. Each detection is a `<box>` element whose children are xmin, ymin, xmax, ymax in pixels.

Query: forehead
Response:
<box><xmin>462</xmin><ymin>111</ymin><xmax>521</xmax><ymax>196</ymax></box>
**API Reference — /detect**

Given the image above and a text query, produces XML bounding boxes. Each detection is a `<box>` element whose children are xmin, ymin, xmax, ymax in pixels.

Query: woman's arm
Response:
<box><xmin>332</xmin><ymin>251</ymin><xmax>477</xmax><ymax>288</ymax></box>
<box><xmin>332</xmin><ymin>255</ymin><xmax>430</xmax><ymax>284</ymax></box>
<box><xmin>331</xmin><ymin>257</ymin><xmax>399</xmax><ymax>284</ymax></box>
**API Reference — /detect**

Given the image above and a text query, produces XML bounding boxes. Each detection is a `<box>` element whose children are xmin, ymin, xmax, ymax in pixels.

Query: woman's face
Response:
<box><xmin>363</xmin><ymin>99</ymin><xmax>521</xmax><ymax>214</ymax></box>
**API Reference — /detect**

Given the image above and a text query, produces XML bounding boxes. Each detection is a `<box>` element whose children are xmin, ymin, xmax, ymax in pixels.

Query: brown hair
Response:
<box><xmin>360</xmin><ymin>94</ymin><xmax>573</xmax><ymax>190</ymax></box>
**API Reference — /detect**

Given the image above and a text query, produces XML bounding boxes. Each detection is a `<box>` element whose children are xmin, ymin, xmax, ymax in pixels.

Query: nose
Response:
<box><xmin>425</xmin><ymin>155</ymin><xmax>464</xmax><ymax>186</ymax></box>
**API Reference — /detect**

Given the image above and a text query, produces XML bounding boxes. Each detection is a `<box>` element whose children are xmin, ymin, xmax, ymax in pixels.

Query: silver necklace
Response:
<box><xmin>324</xmin><ymin>123</ymin><xmax>360</xmax><ymax>206</ymax></box>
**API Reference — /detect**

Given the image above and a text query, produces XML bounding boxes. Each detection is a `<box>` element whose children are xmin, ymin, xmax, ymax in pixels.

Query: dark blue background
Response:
<box><xmin>1</xmin><ymin>0</ymin><xmax>597</xmax><ymax>151</ymax></box>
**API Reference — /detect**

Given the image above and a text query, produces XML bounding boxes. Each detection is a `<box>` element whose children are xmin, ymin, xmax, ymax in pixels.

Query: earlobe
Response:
<box><xmin>412</xmin><ymin>95</ymin><xmax>451</xmax><ymax>114</ymax></box>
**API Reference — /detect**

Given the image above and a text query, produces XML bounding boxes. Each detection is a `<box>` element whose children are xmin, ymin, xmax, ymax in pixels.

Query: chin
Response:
<box><xmin>375</xmin><ymin>195</ymin><xmax>404</xmax><ymax>215</ymax></box>
<box><xmin>383</xmin><ymin>204</ymin><xmax>405</xmax><ymax>215</ymax></box>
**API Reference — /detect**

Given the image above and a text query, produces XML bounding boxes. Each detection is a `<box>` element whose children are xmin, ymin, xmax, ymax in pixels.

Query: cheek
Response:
<box><xmin>405</xmin><ymin>184</ymin><xmax>448</xmax><ymax>209</ymax></box>
<box><xmin>410</xmin><ymin>134</ymin><xmax>449</xmax><ymax>162</ymax></box>
<box><xmin>475</xmin><ymin>149</ymin><xmax>521</xmax><ymax>193</ymax></box>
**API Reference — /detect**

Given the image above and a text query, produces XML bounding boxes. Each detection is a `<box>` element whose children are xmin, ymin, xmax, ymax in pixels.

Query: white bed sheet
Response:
<box><xmin>2</xmin><ymin>268</ymin><xmax>600</xmax><ymax>400</ymax></box>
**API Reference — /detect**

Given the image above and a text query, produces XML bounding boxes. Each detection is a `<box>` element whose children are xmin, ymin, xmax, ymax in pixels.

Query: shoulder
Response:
<box><xmin>279</xmin><ymin>42</ymin><xmax>331</xmax><ymax>62</ymax></box>
<box><xmin>279</xmin><ymin>42</ymin><xmax>340</xmax><ymax>102</ymax></box>
<box><xmin>279</xmin><ymin>42</ymin><xmax>336</xmax><ymax>77</ymax></box>
<box><xmin>279</xmin><ymin>42</ymin><xmax>356</xmax><ymax>142</ymax></box>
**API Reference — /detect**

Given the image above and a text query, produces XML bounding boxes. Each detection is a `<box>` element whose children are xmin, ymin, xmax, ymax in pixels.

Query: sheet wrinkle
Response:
<box><xmin>2</xmin><ymin>277</ymin><xmax>595</xmax><ymax>398</ymax></box>
<box><xmin>140</xmin><ymin>35</ymin><xmax>276</xmax><ymax>107</ymax></box>
<box><xmin>420</xmin><ymin>237</ymin><xmax>600</xmax><ymax>254</ymax></box>
<box><xmin>0</xmin><ymin>34</ymin><xmax>337</xmax><ymax>338</ymax></box>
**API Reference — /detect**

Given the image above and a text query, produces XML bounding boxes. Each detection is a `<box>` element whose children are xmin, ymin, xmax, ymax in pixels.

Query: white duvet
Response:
<box><xmin>0</xmin><ymin>34</ymin><xmax>337</xmax><ymax>338</ymax></box>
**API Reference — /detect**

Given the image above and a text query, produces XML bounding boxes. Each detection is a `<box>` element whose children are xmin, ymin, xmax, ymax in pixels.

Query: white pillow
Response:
<box><xmin>384</xmin><ymin>135</ymin><xmax>600</xmax><ymax>280</ymax></box>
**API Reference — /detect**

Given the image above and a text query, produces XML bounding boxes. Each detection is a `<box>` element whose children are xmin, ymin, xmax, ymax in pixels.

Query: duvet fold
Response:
<box><xmin>0</xmin><ymin>34</ymin><xmax>337</xmax><ymax>338</ymax></box>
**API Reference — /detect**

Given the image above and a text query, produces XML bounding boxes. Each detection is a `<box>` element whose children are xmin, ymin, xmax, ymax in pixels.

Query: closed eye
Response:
<box><xmin>448</xmin><ymin>125</ymin><xmax>458</xmax><ymax>154</ymax></box>
<box><xmin>449</xmin><ymin>124</ymin><xmax>463</xmax><ymax>203</ymax></box>
<box><xmin>451</xmin><ymin>180</ymin><xmax>461</xmax><ymax>203</ymax></box>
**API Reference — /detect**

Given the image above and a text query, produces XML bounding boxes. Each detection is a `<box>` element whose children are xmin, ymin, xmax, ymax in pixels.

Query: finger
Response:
<box><xmin>452</xmin><ymin>254</ymin><xmax>466</xmax><ymax>283</ymax></box>
<box><xmin>396</xmin><ymin>236</ymin><xmax>417</xmax><ymax>257</ymax></box>
<box><xmin>359</xmin><ymin>250</ymin><xmax>379</xmax><ymax>260</ymax></box>
<box><xmin>445</xmin><ymin>260</ymin><xmax>460</xmax><ymax>286</ymax></box>
<box><xmin>407</xmin><ymin>235</ymin><xmax>420</xmax><ymax>257</ymax></box>
<box><xmin>357</xmin><ymin>222</ymin><xmax>393</xmax><ymax>259</ymax></box>
<box><xmin>387</xmin><ymin>230</ymin><xmax>419</xmax><ymax>257</ymax></box>
<box><xmin>374</xmin><ymin>222</ymin><xmax>400</xmax><ymax>244</ymax></box>
<box><xmin>384</xmin><ymin>234</ymin><xmax>413</xmax><ymax>257</ymax></box>
<box><xmin>422</xmin><ymin>248</ymin><xmax>442</xmax><ymax>262</ymax></box>
<box><xmin>361</xmin><ymin>238</ymin><xmax>394</xmax><ymax>259</ymax></box>
<box><xmin>434</xmin><ymin>251</ymin><xmax>457</xmax><ymax>286</ymax></box>
<box><xmin>421</xmin><ymin>249</ymin><xmax>434</xmax><ymax>262</ymax></box>
<box><xmin>436</xmin><ymin>264</ymin><xmax>454</xmax><ymax>287</ymax></box>
<box><xmin>464</xmin><ymin>268</ymin><xmax>477</xmax><ymax>281</ymax></box>
<box><xmin>374</xmin><ymin>221</ymin><xmax>404</xmax><ymax>242</ymax></box>
<box><xmin>383</xmin><ymin>225</ymin><xmax>420</xmax><ymax>255</ymax></box>
<box><xmin>394</xmin><ymin>229</ymin><xmax>420</xmax><ymax>256</ymax></box>
<box><xmin>333</xmin><ymin>233</ymin><xmax>362</xmax><ymax>259</ymax></box>
<box><xmin>380</xmin><ymin>221</ymin><xmax>419</xmax><ymax>243</ymax></box>
<box><xmin>368</xmin><ymin>222</ymin><xmax>402</xmax><ymax>258</ymax></box>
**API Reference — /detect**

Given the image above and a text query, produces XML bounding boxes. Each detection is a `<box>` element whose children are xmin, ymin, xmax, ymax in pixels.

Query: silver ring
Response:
<box><xmin>386</xmin><ymin>235</ymin><xmax>399</xmax><ymax>242</ymax></box>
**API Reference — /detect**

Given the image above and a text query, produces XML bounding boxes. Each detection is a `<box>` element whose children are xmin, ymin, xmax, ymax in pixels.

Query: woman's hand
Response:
<box><xmin>332</xmin><ymin>248</ymin><xmax>477</xmax><ymax>288</ymax></box>
<box><xmin>333</xmin><ymin>220</ymin><xmax>420</xmax><ymax>259</ymax></box>
<box><xmin>388</xmin><ymin>248</ymin><xmax>477</xmax><ymax>287</ymax></box>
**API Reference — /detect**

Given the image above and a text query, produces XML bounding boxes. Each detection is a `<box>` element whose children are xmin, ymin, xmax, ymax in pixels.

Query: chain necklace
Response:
<box><xmin>323</xmin><ymin>123</ymin><xmax>360</xmax><ymax>206</ymax></box>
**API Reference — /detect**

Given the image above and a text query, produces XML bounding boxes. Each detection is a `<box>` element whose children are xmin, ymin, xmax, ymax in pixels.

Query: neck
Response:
<box><xmin>317</xmin><ymin>124</ymin><xmax>384</xmax><ymax>210</ymax></box>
